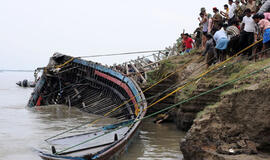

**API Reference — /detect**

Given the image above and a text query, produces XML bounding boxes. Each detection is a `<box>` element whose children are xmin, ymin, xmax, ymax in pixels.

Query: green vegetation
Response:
<box><xmin>188</xmin><ymin>49</ymin><xmax>201</xmax><ymax>55</ymax></box>
<box><xmin>178</xmin><ymin>83</ymin><xmax>197</xmax><ymax>101</ymax></box>
<box><xmin>220</xmin><ymin>84</ymin><xmax>249</xmax><ymax>96</ymax></box>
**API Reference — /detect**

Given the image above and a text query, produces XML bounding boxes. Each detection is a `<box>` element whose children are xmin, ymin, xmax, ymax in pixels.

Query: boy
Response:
<box><xmin>183</xmin><ymin>33</ymin><xmax>194</xmax><ymax>54</ymax></box>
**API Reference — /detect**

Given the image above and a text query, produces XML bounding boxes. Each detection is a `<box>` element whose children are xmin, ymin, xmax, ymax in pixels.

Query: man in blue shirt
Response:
<box><xmin>214</xmin><ymin>23</ymin><xmax>229</xmax><ymax>62</ymax></box>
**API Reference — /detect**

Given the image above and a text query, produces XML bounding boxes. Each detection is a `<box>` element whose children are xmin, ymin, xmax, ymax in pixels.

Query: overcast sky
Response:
<box><xmin>0</xmin><ymin>0</ymin><xmax>227</xmax><ymax>70</ymax></box>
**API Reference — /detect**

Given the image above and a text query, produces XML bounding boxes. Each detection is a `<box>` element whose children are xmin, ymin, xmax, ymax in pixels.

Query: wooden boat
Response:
<box><xmin>28</xmin><ymin>53</ymin><xmax>147</xmax><ymax>160</ymax></box>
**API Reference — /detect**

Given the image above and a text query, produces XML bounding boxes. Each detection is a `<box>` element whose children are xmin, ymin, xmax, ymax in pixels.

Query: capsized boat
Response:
<box><xmin>28</xmin><ymin>53</ymin><xmax>147</xmax><ymax>160</ymax></box>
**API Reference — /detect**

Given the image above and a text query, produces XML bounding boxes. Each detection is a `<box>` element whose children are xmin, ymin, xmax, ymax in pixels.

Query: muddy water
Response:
<box><xmin>0</xmin><ymin>71</ymin><xmax>184</xmax><ymax>160</ymax></box>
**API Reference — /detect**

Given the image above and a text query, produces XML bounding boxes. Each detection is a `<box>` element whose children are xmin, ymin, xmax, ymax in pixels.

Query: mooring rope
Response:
<box><xmin>55</xmin><ymin>60</ymin><xmax>270</xmax><ymax>155</ymax></box>
<box><xmin>77</xmin><ymin>50</ymin><xmax>165</xmax><ymax>58</ymax></box>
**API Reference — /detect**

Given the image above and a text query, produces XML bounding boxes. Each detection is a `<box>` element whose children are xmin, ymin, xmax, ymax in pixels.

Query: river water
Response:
<box><xmin>0</xmin><ymin>71</ymin><xmax>184</xmax><ymax>160</ymax></box>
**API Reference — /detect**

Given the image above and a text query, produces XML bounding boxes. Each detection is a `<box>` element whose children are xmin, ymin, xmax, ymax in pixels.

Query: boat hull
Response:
<box><xmin>28</xmin><ymin>53</ymin><xmax>147</xmax><ymax>160</ymax></box>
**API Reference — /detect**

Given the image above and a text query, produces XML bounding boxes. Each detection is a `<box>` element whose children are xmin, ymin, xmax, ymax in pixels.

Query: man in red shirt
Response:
<box><xmin>183</xmin><ymin>33</ymin><xmax>194</xmax><ymax>53</ymax></box>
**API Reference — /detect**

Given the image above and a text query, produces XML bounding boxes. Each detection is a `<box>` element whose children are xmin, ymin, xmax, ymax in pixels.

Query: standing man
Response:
<box><xmin>203</xmin><ymin>34</ymin><xmax>216</xmax><ymax>68</ymax></box>
<box><xmin>226</xmin><ymin>20</ymin><xmax>241</xmax><ymax>56</ymax></box>
<box><xmin>214</xmin><ymin>23</ymin><xmax>229</xmax><ymax>62</ymax></box>
<box><xmin>228</xmin><ymin>0</ymin><xmax>237</xmax><ymax>25</ymax></box>
<box><xmin>234</xmin><ymin>0</ymin><xmax>244</xmax><ymax>20</ymax></box>
<box><xmin>246</xmin><ymin>0</ymin><xmax>257</xmax><ymax>13</ymax></box>
<box><xmin>240</xmin><ymin>9</ymin><xmax>257</xmax><ymax>57</ymax></box>
<box><xmin>258</xmin><ymin>0</ymin><xmax>270</xmax><ymax>15</ymax></box>
<box><xmin>221</xmin><ymin>4</ymin><xmax>230</xmax><ymax>20</ymax></box>
<box><xmin>212</xmin><ymin>7</ymin><xmax>223</xmax><ymax>35</ymax></box>
<box><xmin>199</xmin><ymin>12</ymin><xmax>209</xmax><ymax>49</ymax></box>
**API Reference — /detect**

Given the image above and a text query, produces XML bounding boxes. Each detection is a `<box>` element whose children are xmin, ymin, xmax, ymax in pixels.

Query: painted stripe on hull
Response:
<box><xmin>94</xmin><ymin>70</ymin><xmax>138</xmax><ymax>112</ymax></box>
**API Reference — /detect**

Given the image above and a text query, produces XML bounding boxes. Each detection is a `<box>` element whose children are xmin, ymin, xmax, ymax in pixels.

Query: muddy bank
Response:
<box><xmin>181</xmin><ymin>87</ymin><xmax>270</xmax><ymax>160</ymax></box>
<box><xmin>144</xmin><ymin>53</ymin><xmax>270</xmax><ymax>159</ymax></box>
<box><xmin>177</xmin><ymin>57</ymin><xmax>270</xmax><ymax>159</ymax></box>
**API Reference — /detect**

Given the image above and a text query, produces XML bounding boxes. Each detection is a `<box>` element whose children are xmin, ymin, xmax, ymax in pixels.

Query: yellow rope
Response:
<box><xmin>55</xmin><ymin>57</ymin><xmax>75</xmax><ymax>69</ymax></box>
<box><xmin>143</xmin><ymin>39</ymin><xmax>262</xmax><ymax>111</ymax></box>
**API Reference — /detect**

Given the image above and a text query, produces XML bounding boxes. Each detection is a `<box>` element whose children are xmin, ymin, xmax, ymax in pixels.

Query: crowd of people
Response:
<box><xmin>178</xmin><ymin>0</ymin><xmax>270</xmax><ymax>68</ymax></box>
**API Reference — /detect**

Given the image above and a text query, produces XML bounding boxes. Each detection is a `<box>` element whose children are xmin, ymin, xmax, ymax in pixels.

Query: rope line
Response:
<box><xmin>56</xmin><ymin>61</ymin><xmax>270</xmax><ymax>155</ymax></box>
<box><xmin>77</xmin><ymin>50</ymin><xmax>165</xmax><ymax>58</ymax></box>
<box><xmin>55</xmin><ymin>57</ymin><xmax>75</xmax><ymax>69</ymax></box>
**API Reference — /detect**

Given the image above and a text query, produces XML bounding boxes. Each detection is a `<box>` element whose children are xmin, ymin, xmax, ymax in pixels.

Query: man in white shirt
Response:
<box><xmin>228</xmin><ymin>0</ymin><xmax>237</xmax><ymax>25</ymax></box>
<box><xmin>239</xmin><ymin>8</ymin><xmax>256</xmax><ymax>57</ymax></box>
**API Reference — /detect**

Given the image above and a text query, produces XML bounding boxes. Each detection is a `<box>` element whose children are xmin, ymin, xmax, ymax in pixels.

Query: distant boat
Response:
<box><xmin>16</xmin><ymin>79</ymin><xmax>36</xmax><ymax>88</ymax></box>
<box><xmin>27</xmin><ymin>53</ymin><xmax>147</xmax><ymax>160</ymax></box>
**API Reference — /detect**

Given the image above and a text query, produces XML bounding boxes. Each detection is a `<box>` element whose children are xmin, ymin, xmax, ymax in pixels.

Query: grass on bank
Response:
<box><xmin>195</xmin><ymin>57</ymin><xmax>270</xmax><ymax>118</ymax></box>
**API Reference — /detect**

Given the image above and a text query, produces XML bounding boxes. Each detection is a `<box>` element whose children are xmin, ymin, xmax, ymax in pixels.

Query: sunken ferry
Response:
<box><xmin>27</xmin><ymin>53</ymin><xmax>147</xmax><ymax>160</ymax></box>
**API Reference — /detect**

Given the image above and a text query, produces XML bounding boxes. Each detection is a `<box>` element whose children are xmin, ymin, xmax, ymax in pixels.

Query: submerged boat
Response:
<box><xmin>27</xmin><ymin>53</ymin><xmax>147</xmax><ymax>160</ymax></box>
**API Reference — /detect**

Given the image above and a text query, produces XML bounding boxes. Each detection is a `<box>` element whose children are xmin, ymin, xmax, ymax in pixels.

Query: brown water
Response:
<box><xmin>0</xmin><ymin>71</ymin><xmax>184</xmax><ymax>160</ymax></box>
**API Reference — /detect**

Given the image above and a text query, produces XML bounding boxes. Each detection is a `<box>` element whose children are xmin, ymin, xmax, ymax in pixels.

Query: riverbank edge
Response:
<box><xmin>144</xmin><ymin>53</ymin><xmax>270</xmax><ymax>160</ymax></box>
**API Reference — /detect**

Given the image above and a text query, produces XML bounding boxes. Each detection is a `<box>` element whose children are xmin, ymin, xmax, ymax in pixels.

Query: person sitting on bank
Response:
<box><xmin>253</xmin><ymin>13</ymin><xmax>270</xmax><ymax>58</ymax></box>
<box><xmin>183</xmin><ymin>33</ymin><xmax>194</xmax><ymax>54</ymax></box>
<box><xmin>214</xmin><ymin>23</ymin><xmax>229</xmax><ymax>62</ymax></box>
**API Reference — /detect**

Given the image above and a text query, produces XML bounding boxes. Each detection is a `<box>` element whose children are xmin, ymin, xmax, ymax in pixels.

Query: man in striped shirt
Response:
<box><xmin>226</xmin><ymin>20</ymin><xmax>240</xmax><ymax>39</ymax></box>
<box><xmin>226</xmin><ymin>20</ymin><xmax>241</xmax><ymax>56</ymax></box>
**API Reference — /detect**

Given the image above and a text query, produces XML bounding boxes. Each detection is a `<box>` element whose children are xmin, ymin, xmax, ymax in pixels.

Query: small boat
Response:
<box><xmin>27</xmin><ymin>53</ymin><xmax>147</xmax><ymax>160</ymax></box>
<box><xmin>16</xmin><ymin>79</ymin><xmax>36</xmax><ymax>87</ymax></box>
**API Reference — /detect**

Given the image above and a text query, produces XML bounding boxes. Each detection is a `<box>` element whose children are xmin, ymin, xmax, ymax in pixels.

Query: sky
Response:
<box><xmin>0</xmin><ymin>0</ymin><xmax>228</xmax><ymax>70</ymax></box>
